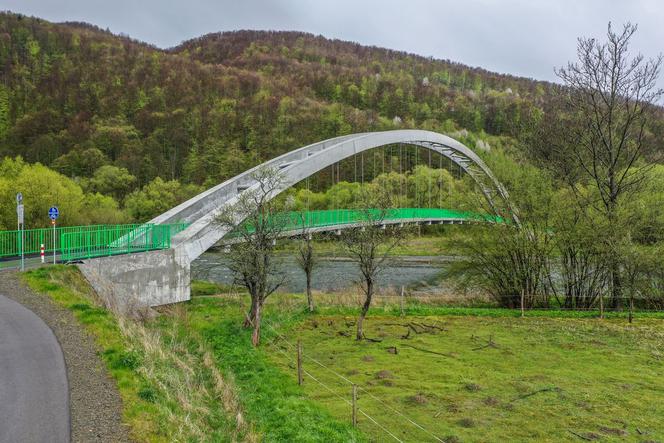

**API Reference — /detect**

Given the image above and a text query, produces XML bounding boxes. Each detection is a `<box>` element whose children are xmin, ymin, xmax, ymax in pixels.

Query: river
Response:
<box><xmin>192</xmin><ymin>252</ymin><xmax>454</xmax><ymax>294</ymax></box>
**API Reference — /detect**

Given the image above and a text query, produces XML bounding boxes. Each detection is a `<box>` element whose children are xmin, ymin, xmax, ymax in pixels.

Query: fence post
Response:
<box><xmin>352</xmin><ymin>384</ymin><xmax>357</xmax><ymax>427</ymax></box>
<box><xmin>297</xmin><ymin>339</ymin><xmax>303</xmax><ymax>386</ymax></box>
<box><xmin>400</xmin><ymin>286</ymin><xmax>405</xmax><ymax>317</ymax></box>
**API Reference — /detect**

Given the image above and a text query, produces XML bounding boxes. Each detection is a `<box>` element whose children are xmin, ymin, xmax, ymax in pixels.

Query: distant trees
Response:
<box><xmin>123</xmin><ymin>177</ymin><xmax>202</xmax><ymax>222</ymax></box>
<box><xmin>0</xmin><ymin>11</ymin><xmax>561</xmax><ymax>197</ymax></box>
<box><xmin>0</xmin><ymin>157</ymin><xmax>126</xmax><ymax>229</ymax></box>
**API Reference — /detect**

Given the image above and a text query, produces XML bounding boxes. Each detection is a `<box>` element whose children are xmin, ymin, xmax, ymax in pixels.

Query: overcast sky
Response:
<box><xmin>4</xmin><ymin>0</ymin><xmax>664</xmax><ymax>85</ymax></box>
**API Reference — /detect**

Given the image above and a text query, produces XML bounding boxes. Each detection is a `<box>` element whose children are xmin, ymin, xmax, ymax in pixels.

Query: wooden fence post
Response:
<box><xmin>352</xmin><ymin>384</ymin><xmax>357</xmax><ymax>427</ymax></box>
<box><xmin>297</xmin><ymin>339</ymin><xmax>303</xmax><ymax>386</ymax></box>
<box><xmin>400</xmin><ymin>286</ymin><xmax>405</xmax><ymax>317</ymax></box>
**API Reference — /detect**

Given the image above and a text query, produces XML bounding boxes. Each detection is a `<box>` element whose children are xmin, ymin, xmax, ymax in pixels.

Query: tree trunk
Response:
<box><xmin>356</xmin><ymin>280</ymin><xmax>373</xmax><ymax>340</ymax></box>
<box><xmin>244</xmin><ymin>296</ymin><xmax>259</xmax><ymax>328</ymax></box>
<box><xmin>610</xmin><ymin>258</ymin><xmax>622</xmax><ymax>310</ymax></box>
<box><xmin>520</xmin><ymin>289</ymin><xmax>525</xmax><ymax>318</ymax></box>
<box><xmin>599</xmin><ymin>291</ymin><xmax>604</xmax><ymax>319</ymax></box>
<box><xmin>251</xmin><ymin>301</ymin><xmax>262</xmax><ymax>347</ymax></box>
<box><xmin>306</xmin><ymin>270</ymin><xmax>314</xmax><ymax>312</ymax></box>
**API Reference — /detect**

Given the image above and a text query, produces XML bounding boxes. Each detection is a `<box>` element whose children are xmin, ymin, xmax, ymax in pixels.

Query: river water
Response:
<box><xmin>192</xmin><ymin>252</ymin><xmax>453</xmax><ymax>294</ymax></box>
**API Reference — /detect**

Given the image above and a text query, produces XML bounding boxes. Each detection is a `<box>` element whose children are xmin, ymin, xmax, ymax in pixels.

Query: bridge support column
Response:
<box><xmin>77</xmin><ymin>248</ymin><xmax>190</xmax><ymax>312</ymax></box>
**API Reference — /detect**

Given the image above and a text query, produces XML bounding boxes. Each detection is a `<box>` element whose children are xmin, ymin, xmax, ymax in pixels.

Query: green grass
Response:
<box><xmin>23</xmin><ymin>266</ymin><xmax>253</xmax><ymax>442</ymax></box>
<box><xmin>251</xmin><ymin>295</ymin><xmax>664</xmax><ymax>442</ymax></box>
<box><xmin>24</xmin><ymin>267</ymin><xmax>664</xmax><ymax>442</ymax></box>
<box><xmin>182</xmin><ymin>296</ymin><xmax>365</xmax><ymax>442</ymax></box>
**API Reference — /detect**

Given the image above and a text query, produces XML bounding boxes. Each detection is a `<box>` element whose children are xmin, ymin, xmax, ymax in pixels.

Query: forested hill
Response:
<box><xmin>0</xmin><ymin>12</ymin><xmax>558</xmax><ymax>186</ymax></box>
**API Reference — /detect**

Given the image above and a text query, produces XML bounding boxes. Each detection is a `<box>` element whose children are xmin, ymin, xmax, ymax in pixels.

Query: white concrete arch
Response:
<box><xmin>151</xmin><ymin>130</ymin><xmax>517</xmax><ymax>263</ymax></box>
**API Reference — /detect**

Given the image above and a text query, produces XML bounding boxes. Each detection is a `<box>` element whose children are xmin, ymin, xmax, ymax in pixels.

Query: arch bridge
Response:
<box><xmin>78</xmin><ymin>130</ymin><xmax>517</xmax><ymax>308</ymax></box>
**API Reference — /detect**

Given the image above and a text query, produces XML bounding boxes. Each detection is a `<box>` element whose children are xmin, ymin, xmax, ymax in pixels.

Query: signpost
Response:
<box><xmin>16</xmin><ymin>193</ymin><xmax>24</xmax><ymax>271</ymax></box>
<box><xmin>49</xmin><ymin>206</ymin><xmax>59</xmax><ymax>264</ymax></box>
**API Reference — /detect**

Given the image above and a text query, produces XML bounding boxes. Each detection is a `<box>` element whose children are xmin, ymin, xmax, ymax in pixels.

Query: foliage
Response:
<box><xmin>123</xmin><ymin>177</ymin><xmax>202</xmax><ymax>222</ymax></box>
<box><xmin>23</xmin><ymin>266</ymin><xmax>256</xmax><ymax>442</ymax></box>
<box><xmin>0</xmin><ymin>11</ymin><xmax>560</xmax><ymax>193</ymax></box>
<box><xmin>0</xmin><ymin>156</ymin><xmax>126</xmax><ymax>228</ymax></box>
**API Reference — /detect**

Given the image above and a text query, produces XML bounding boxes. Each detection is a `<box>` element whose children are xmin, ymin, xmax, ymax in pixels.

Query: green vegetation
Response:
<box><xmin>267</xmin><ymin>309</ymin><xmax>664</xmax><ymax>442</ymax></box>
<box><xmin>23</xmin><ymin>266</ymin><xmax>255</xmax><ymax>442</ymax></box>
<box><xmin>19</xmin><ymin>265</ymin><xmax>664</xmax><ymax>442</ymax></box>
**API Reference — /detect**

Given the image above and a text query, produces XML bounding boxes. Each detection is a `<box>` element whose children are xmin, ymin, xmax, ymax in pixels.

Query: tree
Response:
<box><xmin>553</xmin><ymin>23</ymin><xmax>663</xmax><ymax>307</ymax></box>
<box><xmin>123</xmin><ymin>177</ymin><xmax>202</xmax><ymax>222</ymax></box>
<box><xmin>215</xmin><ymin>167</ymin><xmax>290</xmax><ymax>346</ymax></box>
<box><xmin>339</xmin><ymin>193</ymin><xmax>408</xmax><ymax>340</ymax></box>
<box><xmin>295</xmin><ymin>214</ymin><xmax>317</xmax><ymax>312</ymax></box>
<box><xmin>86</xmin><ymin>165</ymin><xmax>136</xmax><ymax>200</ymax></box>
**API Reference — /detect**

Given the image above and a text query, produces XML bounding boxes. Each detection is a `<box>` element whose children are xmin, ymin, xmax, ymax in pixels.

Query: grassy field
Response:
<box><xmin>270</xmin><ymin>314</ymin><xmax>664</xmax><ymax>442</ymax></box>
<box><xmin>184</xmin><ymin>291</ymin><xmax>664</xmax><ymax>442</ymax></box>
<box><xmin>23</xmin><ymin>267</ymin><xmax>664</xmax><ymax>442</ymax></box>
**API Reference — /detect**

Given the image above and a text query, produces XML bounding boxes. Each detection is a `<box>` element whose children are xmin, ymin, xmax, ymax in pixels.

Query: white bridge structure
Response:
<box><xmin>78</xmin><ymin>130</ymin><xmax>517</xmax><ymax>308</ymax></box>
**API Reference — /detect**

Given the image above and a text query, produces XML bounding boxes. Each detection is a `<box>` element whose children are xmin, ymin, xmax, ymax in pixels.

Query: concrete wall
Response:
<box><xmin>77</xmin><ymin>248</ymin><xmax>190</xmax><ymax>311</ymax></box>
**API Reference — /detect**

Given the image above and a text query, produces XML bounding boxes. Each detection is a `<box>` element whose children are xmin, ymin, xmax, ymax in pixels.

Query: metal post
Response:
<box><xmin>297</xmin><ymin>339</ymin><xmax>303</xmax><ymax>386</ymax></box>
<box><xmin>400</xmin><ymin>285</ymin><xmax>405</xmax><ymax>316</ymax></box>
<box><xmin>352</xmin><ymin>384</ymin><xmax>358</xmax><ymax>427</ymax></box>
<box><xmin>53</xmin><ymin>222</ymin><xmax>56</xmax><ymax>264</ymax></box>
<box><xmin>20</xmin><ymin>226</ymin><xmax>24</xmax><ymax>272</ymax></box>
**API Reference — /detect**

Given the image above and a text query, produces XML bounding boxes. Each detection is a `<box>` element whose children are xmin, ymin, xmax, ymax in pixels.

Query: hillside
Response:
<box><xmin>0</xmin><ymin>12</ymin><xmax>553</xmax><ymax>188</ymax></box>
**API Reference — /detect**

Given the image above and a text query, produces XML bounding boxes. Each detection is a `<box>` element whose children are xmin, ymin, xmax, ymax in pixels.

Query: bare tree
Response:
<box><xmin>295</xmin><ymin>214</ymin><xmax>317</xmax><ymax>312</ymax></box>
<box><xmin>216</xmin><ymin>167</ymin><xmax>289</xmax><ymax>346</ymax></box>
<box><xmin>552</xmin><ymin>23</ymin><xmax>663</xmax><ymax>307</ymax></box>
<box><xmin>339</xmin><ymin>194</ymin><xmax>408</xmax><ymax>340</ymax></box>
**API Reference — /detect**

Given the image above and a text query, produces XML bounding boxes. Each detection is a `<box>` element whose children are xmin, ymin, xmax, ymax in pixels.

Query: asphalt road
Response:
<box><xmin>0</xmin><ymin>294</ymin><xmax>70</xmax><ymax>443</ymax></box>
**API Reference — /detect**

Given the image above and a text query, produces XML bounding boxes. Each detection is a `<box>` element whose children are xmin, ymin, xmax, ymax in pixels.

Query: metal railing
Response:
<box><xmin>0</xmin><ymin>223</ymin><xmax>189</xmax><ymax>266</ymax></box>
<box><xmin>60</xmin><ymin>223</ymin><xmax>188</xmax><ymax>261</ymax></box>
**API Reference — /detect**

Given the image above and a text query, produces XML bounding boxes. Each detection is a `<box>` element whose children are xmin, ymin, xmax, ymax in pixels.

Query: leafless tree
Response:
<box><xmin>339</xmin><ymin>193</ymin><xmax>408</xmax><ymax>340</ymax></box>
<box><xmin>551</xmin><ymin>23</ymin><xmax>662</xmax><ymax>307</ymax></box>
<box><xmin>295</xmin><ymin>214</ymin><xmax>317</xmax><ymax>312</ymax></box>
<box><xmin>215</xmin><ymin>167</ymin><xmax>289</xmax><ymax>346</ymax></box>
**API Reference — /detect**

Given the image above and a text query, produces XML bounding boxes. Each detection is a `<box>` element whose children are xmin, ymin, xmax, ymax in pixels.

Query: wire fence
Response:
<box><xmin>263</xmin><ymin>320</ymin><xmax>446</xmax><ymax>442</ymax></box>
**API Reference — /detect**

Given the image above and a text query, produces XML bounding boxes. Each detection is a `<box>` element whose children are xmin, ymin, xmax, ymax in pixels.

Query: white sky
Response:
<box><xmin>4</xmin><ymin>0</ymin><xmax>664</xmax><ymax>85</ymax></box>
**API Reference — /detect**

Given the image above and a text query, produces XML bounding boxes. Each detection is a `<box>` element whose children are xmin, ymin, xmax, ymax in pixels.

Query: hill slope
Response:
<box><xmin>0</xmin><ymin>12</ymin><xmax>551</xmax><ymax>189</ymax></box>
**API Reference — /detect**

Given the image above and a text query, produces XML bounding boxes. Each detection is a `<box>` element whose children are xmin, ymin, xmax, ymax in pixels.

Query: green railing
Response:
<box><xmin>60</xmin><ymin>223</ymin><xmax>189</xmax><ymax>261</ymax></box>
<box><xmin>0</xmin><ymin>224</ymin><xmax>146</xmax><ymax>259</ymax></box>
<box><xmin>0</xmin><ymin>223</ymin><xmax>188</xmax><ymax>265</ymax></box>
<box><xmin>0</xmin><ymin>208</ymin><xmax>495</xmax><ymax>267</ymax></box>
<box><xmin>236</xmin><ymin>208</ymin><xmax>499</xmax><ymax>234</ymax></box>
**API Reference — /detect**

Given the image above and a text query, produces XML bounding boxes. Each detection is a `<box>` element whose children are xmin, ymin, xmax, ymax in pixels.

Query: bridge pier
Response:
<box><xmin>78</xmin><ymin>248</ymin><xmax>190</xmax><ymax>312</ymax></box>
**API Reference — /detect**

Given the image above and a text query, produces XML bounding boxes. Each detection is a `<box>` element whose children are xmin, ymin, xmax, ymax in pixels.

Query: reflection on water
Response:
<box><xmin>192</xmin><ymin>252</ymin><xmax>452</xmax><ymax>293</ymax></box>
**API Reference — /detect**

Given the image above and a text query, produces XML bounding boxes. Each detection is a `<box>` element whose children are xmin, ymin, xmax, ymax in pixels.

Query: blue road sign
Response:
<box><xmin>48</xmin><ymin>206</ymin><xmax>59</xmax><ymax>220</ymax></box>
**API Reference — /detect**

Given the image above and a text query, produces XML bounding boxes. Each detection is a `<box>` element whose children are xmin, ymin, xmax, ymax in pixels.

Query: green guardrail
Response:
<box><xmin>236</xmin><ymin>208</ymin><xmax>499</xmax><ymax>234</ymax></box>
<box><xmin>60</xmin><ymin>223</ymin><xmax>189</xmax><ymax>261</ymax></box>
<box><xmin>0</xmin><ymin>208</ymin><xmax>496</xmax><ymax>266</ymax></box>
<box><xmin>0</xmin><ymin>223</ymin><xmax>189</xmax><ymax>264</ymax></box>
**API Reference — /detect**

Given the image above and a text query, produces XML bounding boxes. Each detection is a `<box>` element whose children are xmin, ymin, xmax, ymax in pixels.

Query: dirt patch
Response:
<box><xmin>375</xmin><ymin>369</ymin><xmax>394</xmax><ymax>379</ymax></box>
<box><xmin>464</xmin><ymin>382</ymin><xmax>482</xmax><ymax>392</ymax></box>
<box><xmin>406</xmin><ymin>393</ymin><xmax>428</xmax><ymax>405</ymax></box>
<box><xmin>0</xmin><ymin>271</ymin><xmax>129</xmax><ymax>442</ymax></box>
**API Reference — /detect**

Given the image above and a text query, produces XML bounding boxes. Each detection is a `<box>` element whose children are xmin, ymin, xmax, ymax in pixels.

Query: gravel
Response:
<box><xmin>0</xmin><ymin>271</ymin><xmax>131</xmax><ymax>442</ymax></box>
